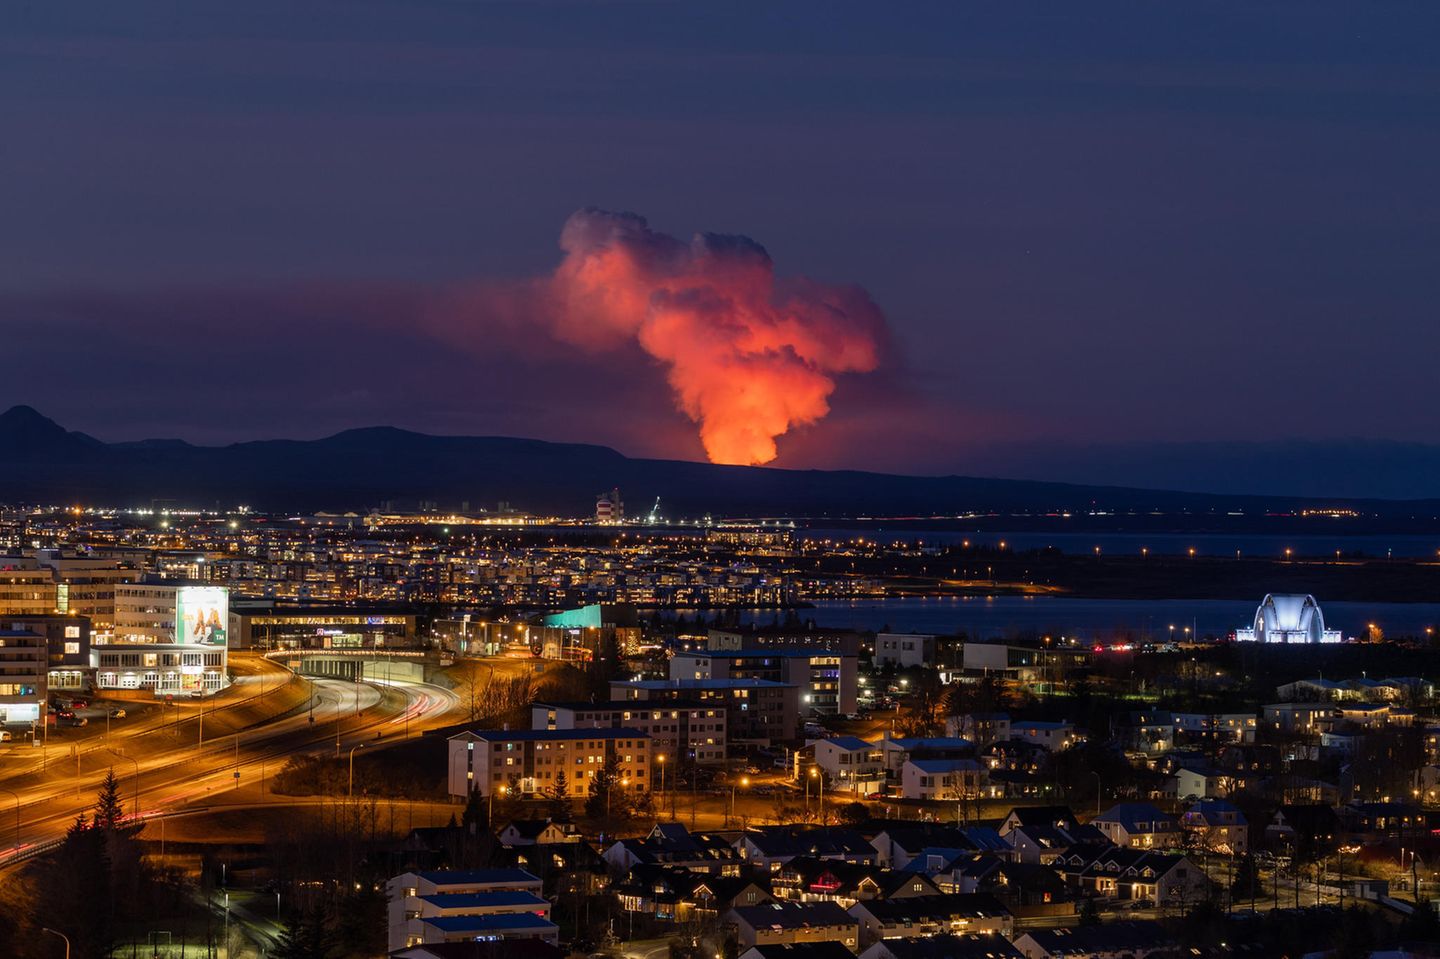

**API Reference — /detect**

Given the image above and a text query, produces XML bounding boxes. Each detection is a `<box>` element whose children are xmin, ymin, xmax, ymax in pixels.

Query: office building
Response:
<box><xmin>228</xmin><ymin>604</ymin><xmax>417</xmax><ymax>649</ymax></box>
<box><xmin>97</xmin><ymin>582</ymin><xmax>229</xmax><ymax>693</ymax></box>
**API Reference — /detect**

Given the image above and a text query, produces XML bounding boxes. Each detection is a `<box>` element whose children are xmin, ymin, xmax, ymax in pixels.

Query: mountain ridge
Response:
<box><xmin>5</xmin><ymin>405</ymin><xmax>1440</xmax><ymax>518</ymax></box>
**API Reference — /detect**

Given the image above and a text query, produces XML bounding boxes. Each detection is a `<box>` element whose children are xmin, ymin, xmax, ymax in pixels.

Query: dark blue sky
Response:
<box><xmin>3</xmin><ymin>2</ymin><xmax>1439</xmax><ymax>494</ymax></box>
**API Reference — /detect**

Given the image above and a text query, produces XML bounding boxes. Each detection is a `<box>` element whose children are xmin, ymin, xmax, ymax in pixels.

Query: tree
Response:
<box><xmin>547</xmin><ymin>772</ymin><xmax>573</xmax><ymax>823</ymax></box>
<box><xmin>94</xmin><ymin>769</ymin><xmax>125</xmax><ymax>830</ymax></box>
<box><xmin>585</xmin><ymin>754</ymin><xmax>624</xmax><ymax>824</ymax></box>
<box><xmin>272</xmin><ymin>902</ymin><xmax>332</xmax><ymax>959</ymax></box>
<box><xmin>1078</xmin><ymin>897</ymin><xmax>1101</xmax><ymax>926</ymax></box>
<box><xmin>837</xmin><ymin>801</ymin><xmax>870</xmax><ymax>828</ymax></box>
<box><xmin>1231</xmin><ymin>853</ymin><xmax>1263</xmax><ymax>900</ymax></box>
<box><xmin>461</xmin><ymin>788</ymin><xmax>489</xmax><ymax>835</ymax></box>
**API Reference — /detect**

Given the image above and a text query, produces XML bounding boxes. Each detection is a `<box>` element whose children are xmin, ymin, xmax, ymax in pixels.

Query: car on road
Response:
<box><xmin>0</xmin><ymin>731</ymin><xmax>12</xmax><ymax>742</ymax></box>
<box><xmin>70</xmin><ymin>697</ymin><xmax>90</xmax><ymax>708</ymax></box>
<box><xmin>61</xmin><ymin>716</ymin><xmax>89</xmax><ymax>727</ymax></box>
<box><xmin>108</xmin><ymin>707</ymin><xmax>127</xmax><ymax>718</ymax></box>
<box><xmin>56</xmin><ymin>709</ymin><xmax>76</xmax><ymax>719</ymax></box>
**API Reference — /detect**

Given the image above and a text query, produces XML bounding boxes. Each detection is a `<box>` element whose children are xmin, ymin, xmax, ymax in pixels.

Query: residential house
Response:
<box><xmin>1013</xmin><ymin>920</ymin><xmax>1178</xmax><ymax>959</ymax></box>
<box><xmin>1091</xmin><ymin>803</ymin><xmax>1179</xmax><ymax>849</ymax></box>
<box><xmin>1265</xmin><ymin>804</ymin><xmax>1343</xmax><ymax>850</ymax></box>
<box><xmin>901</xmin><ymin>759</ymin><xmax>985</xmax><ymax>801</ymax></box>
<box><xmin>727</xmin><ymin>901</ymin><xmax>861</xmax><ymax>951</ymax></box>
<box><xmin>1008</xmin><ymin>720</ymin><xmax>1077</xmax><ymax>752</ymax></box>
<box><xmin>870</xmin><ymin>825</ymin><xmax>985</xmax><ymax>870</ymax></box>
<box><xmin>881</xmin><ymin>739</ymin><xmax>975</xmax><ymax>780</ymax></box>
<box><xmin>859</xmin><ymin>934</ymin><xmax>1024</xmax><ymax>959</ymax></box>
<box><xmin>945</xmin><ymin>714</ymin><xmax>1011</xmax><ymax>748</ymax></box>
<box><xmin>1073</xmin><ymin>847</ymin><xmax>1210</xmax><ymax>907</ymax></box>
<box><xmin>846</xmin><ymin>894</ymin><xmax>1013</xmax><ymax>946</ymax></box>
<box><xmin>615</xmin><ymin>864</ymin><xmax>771</xmax><ymax>922</ymax></box>
<box><xmin>772</xmin><ymin>857</ymin><xmax>939</xmax><ymax>908</ymax></box>
<box><xmin>739</xmin><ymin>826</ymin><xmax>880</xmax><ymax>872</ymax></box>
<box><xmin>1181</xmin><ymin>799</ymin><xmax>1249</xmax><ymax>855</ymax></box>
<box><xmin>604</xmin><ymin>823</ymin><xmax>746</xmax><ymax>875</ymax></box>
<box><xmin>741</xmin><ymin>942</ymin><xmax>860</xmax><ymax>959</ymax></box>
<box><xmin>498</xmin><ymin>819</ymin><xmax>578</xmax><ymax>847</ymax></box>
<box><xmin>815</xmin><ymin>737</ymin><xmax>886</xmax><ymax>795</ymax></box>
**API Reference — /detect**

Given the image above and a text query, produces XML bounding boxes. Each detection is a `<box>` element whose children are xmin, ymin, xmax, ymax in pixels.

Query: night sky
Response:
<box><xmin>4</xmin><ymin>3</ymin><xmax>1439</xmax><ymax>495</ymax></box>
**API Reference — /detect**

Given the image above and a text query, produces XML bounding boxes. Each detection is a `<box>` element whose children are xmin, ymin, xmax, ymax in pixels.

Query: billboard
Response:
<box><xmin>177</xmin><ymin>586</ymin><xmax>229</xmax><ymax>646</ymax></box>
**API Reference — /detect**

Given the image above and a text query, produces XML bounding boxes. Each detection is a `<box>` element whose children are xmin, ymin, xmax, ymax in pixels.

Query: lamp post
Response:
<box><xmin>809</xmin><ymin>767</ymin><xmax>824</xmax><ymax>824</ymax></box>
<box><xmin>729</xmin><ymin>776</ymin><xmax>750</xmax><ymax>827</ymax></box>
<box><xmin>0</xmin><ymin>787</ymin><xmax>19</xmax><ymax>854</ymax></box>
<box><xmin>656</xmin><ymin>755</ymin><xmax>666</xmax><ymax>820</ymax></box>
<box><xmin>488</xmin><ymin>784</ymin><xmax>508</xmax><ymax>822</ymax></box>
<box><xmin>42</xmin><ymin>927</ymin><xmax>70</xmax><ymax>959</ymax></box>
<box><xmin>348</xmin><ymin>743</ymin><xmax>366</xmax><ymax>798</ymax></box>
<box><xmin>1092</xmin><ymin>771</ymin><xmax>1102</xmax><ymax>816</ymax></box>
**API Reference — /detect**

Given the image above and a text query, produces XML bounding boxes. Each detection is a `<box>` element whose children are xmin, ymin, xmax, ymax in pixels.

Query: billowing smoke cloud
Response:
<box><xmin>540</xmin><ymin>209</ymin><xmax>886</xmax><ymax>466</ymax></box>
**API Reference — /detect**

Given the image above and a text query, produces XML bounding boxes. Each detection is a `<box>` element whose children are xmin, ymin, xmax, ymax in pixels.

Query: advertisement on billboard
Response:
<box><xmin>177</xmin><ymin>586</ymin><xmax>229</xmax><ymax>646</ymax></box>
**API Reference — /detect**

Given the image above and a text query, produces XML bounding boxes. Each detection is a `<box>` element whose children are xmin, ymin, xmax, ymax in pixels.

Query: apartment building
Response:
<box><xmin>610</xmin><ymin>678</ymin><xmax>801</xmax><ymax>745</ymax></box>
<box><xmin>669</xmin><ymin>649</ymin><xmax>857</xmax><ymax>716</ymax></box>
<box><xmin>532</xmin><ymin>700</ymin><xmax>727</xmax><ymax>765</ymax></box>
<box><xmin>0</xmin><ymin>628</ymin><xmax>46</xmax><ymax>724</ymax></box>
<box><xmin>447</xmin><ymin>727</ymin><xmax>651</xmax><ymax>799</ymax></box>
<box><xmin>385</xmin><ymin>868</ymin><xmax>554</xmax><ymax>953</ymax></box>
<box><xmin>1</xmin><ymin>614</ymin><xmax>91</xmax><ymax>691</ymax></box>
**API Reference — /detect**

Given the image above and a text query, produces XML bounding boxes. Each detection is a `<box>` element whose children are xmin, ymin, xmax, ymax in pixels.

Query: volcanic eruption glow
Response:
<box><xmin>545</xmin><ymin>209</ymin><xmax>886</xmax><ymax>466</ymax></box>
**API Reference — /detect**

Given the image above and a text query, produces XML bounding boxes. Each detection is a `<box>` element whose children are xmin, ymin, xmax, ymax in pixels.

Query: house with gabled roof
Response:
<box><xmin>859</xmin><ymin>933</ymin><xmax>1024</xmax><ymax>959</ymax></box>
<box><xmin>740</xmin><ymin>826</ymin><xmax>880</xmax><ymax>872</ymax></box>
<box><xmin>846</xmin><ymin>893</ymin><xmax>1013</xmax><ymax>946</ymax></box>
<box><xmin>1013</xmin><ymin>919</ymin><xmax>1178</xmax><ymax>959</ymax></box>
<box><xmin>498</xmin><ymin>818</ymin><xmax>578</xmax><ymax>847</ymax></box>
<box><xmin>1076</xmin><ymin>847</ymin><xmax>1210</xmax><ymax>907</ymax></box>
<box><xmin>870</xmin><ymin>825</ymin><xmax>980</xmax><ymax>870</ymax></box>
<box><xmin>1181</xmin><ymin>799</ymin><xmax>1248</xmax><ymax>854</ymax></box>
<box><xmin>1091</xmin><ymin>803</ymin><xmax>1180</xmax><ymax>849</ymax></box>
<box><xmin>604</xmin><ymin>822</ymin><xmax>745</xmax><ymax>875</ymax></box>
<box><xmin>726</xmin><ymin>901</ymin><xmax>861</xmax><ymax>951</ymax></box>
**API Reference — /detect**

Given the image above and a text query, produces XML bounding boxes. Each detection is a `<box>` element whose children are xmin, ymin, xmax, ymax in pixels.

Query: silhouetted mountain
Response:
<box><xmin>0</xmin><ymin>405</ymin><xmax>99</xmax><ymax>455</ymax></box>
<box><xmin>4</xmin><ymin>405</ymin><xmax>1440</xmax><ymax>519</ymax></box>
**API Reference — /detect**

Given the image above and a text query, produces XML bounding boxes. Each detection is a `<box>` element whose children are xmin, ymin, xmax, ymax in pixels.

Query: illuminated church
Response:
<box><xmin>1234</xmin><ymin>593</ymin><xmax>1343</xmax><ymax>644</ymax></box>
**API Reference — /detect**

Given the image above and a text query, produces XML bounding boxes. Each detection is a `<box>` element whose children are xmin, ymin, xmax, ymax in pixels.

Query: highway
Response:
<box><xmin>0</xmin><ymin>668</ymin><xmax>462</xmax><ymax>868</ymax></box>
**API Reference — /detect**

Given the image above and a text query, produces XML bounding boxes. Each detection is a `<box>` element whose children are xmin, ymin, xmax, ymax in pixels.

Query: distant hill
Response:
<box><xmin>4</xmin><ymin>405</ymin><xmax>1440</xmax><ymax>519</ymax></box>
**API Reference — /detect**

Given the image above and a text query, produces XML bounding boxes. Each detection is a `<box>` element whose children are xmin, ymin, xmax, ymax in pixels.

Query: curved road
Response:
<box><xmin>0</xmin><ymin>674</ymin><xmax>461</xmax><ymax>867</ymax></box>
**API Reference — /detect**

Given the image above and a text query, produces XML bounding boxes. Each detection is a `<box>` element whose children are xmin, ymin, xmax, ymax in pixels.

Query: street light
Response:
<box><xmin>348</xmin><ymin>743</ymin><xmax>366</xmax><ymax>797</ymax></box>
<box><xmin>42</xmin><ymin>927</ymin><xmax>70</xmax><ymax>959</ymax></box>
<box><xmin>488</xmin><ymin>784</ymin><xmax>508</xmax><ymax>822</ymax></box>
<box><xmin>729</xmin><ymin>775</ymin><xmax>750</xmax><ymax>827</ymax></box>
<box><xmin>809</xmin><ymin>767</ymin><xmax>824</xmax><ymax>824</ymax></box>
<box><xmin>657</xmin><ymin>755</ymin><xmax>667</xmax><ymax>819</ymax></box>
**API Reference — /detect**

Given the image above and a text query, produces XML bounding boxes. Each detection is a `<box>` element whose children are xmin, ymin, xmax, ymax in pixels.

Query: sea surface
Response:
<box><xmin>713</xmin><ymin>596</ymin><xmax>1440</xmax><ymax>641</ymax></box>
<box><xmin>800</xmin><ymin>528</ymin><xmax>1440</xmax><ymax>560</ymax></box>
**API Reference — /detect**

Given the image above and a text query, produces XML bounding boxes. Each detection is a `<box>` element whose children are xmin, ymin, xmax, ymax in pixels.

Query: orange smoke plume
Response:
<box><xmin>545</xmin><ymin>209</ymin><xmax>885</xmax><ymax>466</ymax></box>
